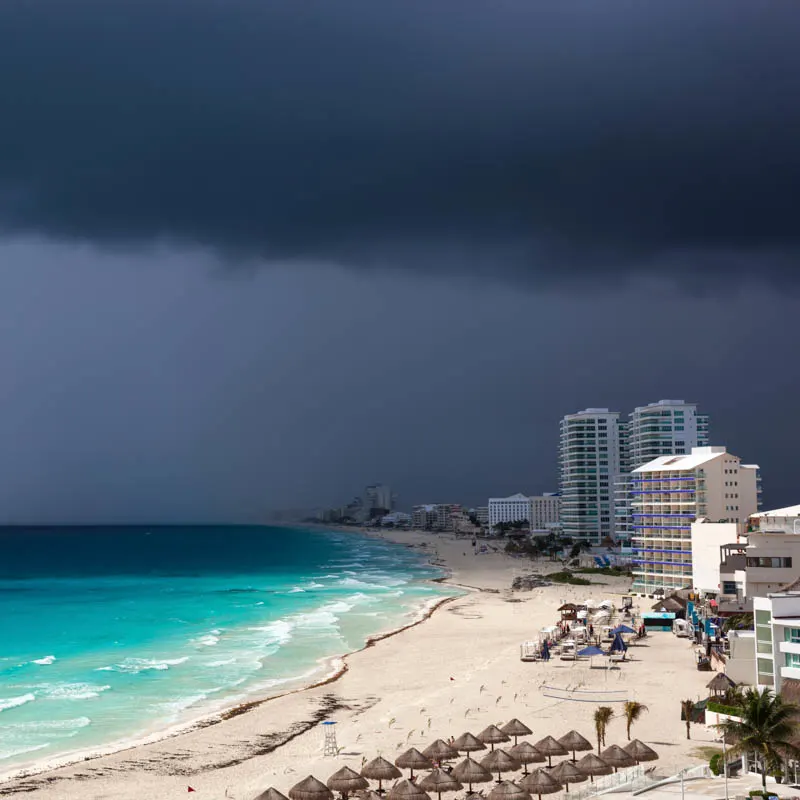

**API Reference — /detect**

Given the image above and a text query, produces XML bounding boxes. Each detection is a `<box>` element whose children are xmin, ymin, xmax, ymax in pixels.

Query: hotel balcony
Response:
<box><xmin>781</xmin><ymin>666</ymin><xmax>800</xmax><ymax>681</ymax></box>
<box><xmin>779</xmin><ymin>641</ymin><xmax>800</xmax><ymax>656</ymax></box>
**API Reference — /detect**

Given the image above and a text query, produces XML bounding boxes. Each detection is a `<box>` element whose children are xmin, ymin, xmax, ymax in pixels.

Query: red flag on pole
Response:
<box><xmin>188</xmin><ymin>788</ymin><xmax>196</xmax><ymax>793</ymax></box>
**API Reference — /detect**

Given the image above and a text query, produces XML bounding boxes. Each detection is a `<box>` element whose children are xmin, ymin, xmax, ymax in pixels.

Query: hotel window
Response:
<box><xmin>785</xmin><ymin>628</ymin><xmax>800</xmax><ymax>644</ymax></box>
<box><xmin>786</xmin><ymin>653</ymin><xmax>800</xmax><ymax>668</ymax></box>
<box><xmin>747</xmin><ymin>557</ymin><xmax>793</xmax><ymax>568</ymax></box>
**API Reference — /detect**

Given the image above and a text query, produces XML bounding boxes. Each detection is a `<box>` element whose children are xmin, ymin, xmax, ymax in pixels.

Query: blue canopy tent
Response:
<box><xmin>611</xmin><ymin>624</ymin><xmax>635</xmax><ymax>635</ymax></box>
<box><xmin>609</xmin><ymin>633</ymin><xmax>627</xmax><ymax>654</ymax></box>
<box><xmin>578</xmin><ymin>645</ymin><xmax>605</xmax><ymax>657</ymax></box>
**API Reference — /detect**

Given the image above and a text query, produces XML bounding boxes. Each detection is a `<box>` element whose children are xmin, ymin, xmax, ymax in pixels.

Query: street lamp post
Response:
<box><xmin>722</xmin><ymin>731</ymin><xmax>729</xmax><ymax>800</ymax></box>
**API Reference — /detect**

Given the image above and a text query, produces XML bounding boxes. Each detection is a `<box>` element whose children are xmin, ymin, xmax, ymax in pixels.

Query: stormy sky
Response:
<box><xmin>1</xmin><ymin>1</ymin><xmax>799</xmax><ymax>522</ymax></box>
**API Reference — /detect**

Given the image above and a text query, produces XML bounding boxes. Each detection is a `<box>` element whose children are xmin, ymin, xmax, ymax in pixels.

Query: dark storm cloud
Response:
<box><xmin>1</xmin><ymin>1</ymin><xmax>800</xmax><ymax>282</ymax></box>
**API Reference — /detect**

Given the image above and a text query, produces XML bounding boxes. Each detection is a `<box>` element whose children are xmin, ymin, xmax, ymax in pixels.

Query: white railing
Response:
<box><xmin>570</xmin><ymin>765</ymin><xmax>645</xmax><ymax>800</ymax></box>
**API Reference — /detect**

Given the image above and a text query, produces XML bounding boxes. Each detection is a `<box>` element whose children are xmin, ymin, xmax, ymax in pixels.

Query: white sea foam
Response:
<box><xmin>206</xmin><ymin>657</ymin><xmax>237</xmax><ymax>668</ymax></box>
<box><xmin>35</xmin><ymin>683</ymin><xmax>111</xmax><ymax>701</ymax></box>
<box><xmin>305</xmin><ymin>582</ymin><xmax>324</xmax><ymax>589</ymax></box>
<box><xmin>0</xmin><ymin>694</ymin><xmax>35</xmax><ymax>712</ymax></box>
<box><xmin>96</xmin><ymin>657</ymin><xmax>189</xmax><ymax>674</ymax></box>
<box><xmin>0</xmin><ymin>743</ymin><xmax>49</xmax><ymax>761</ymax></box>
<box><xmin>287</xmin><ymin>587</ymin><xmax>305</xmax><ymax>593</ymax></box>
<box><xmin>32</xmin><ymin>656</ymin><xmax>56</xmax><ymax>666</ymax></box>
<box><xmin>193</xmin><ymin>634</ymin><xmax>220</xmax><ymax>647</ymax></box>
<box><xmin>247</xmin><ymin>619</ymin><xmax>294</xmax><ymax>646</ymax></box>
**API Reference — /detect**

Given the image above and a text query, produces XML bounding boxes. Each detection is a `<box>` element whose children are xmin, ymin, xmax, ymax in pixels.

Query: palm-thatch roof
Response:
<box><xmin>290</xmin><ymin>776</ymin><xmax>335</xmax><ymax>800</ymax></box>
<box><xmin>418</xmin><ymin>769</ymin><xmax>462</xmax><ymax>796</ymax></box>
<box><xmin>652</xmin><ymin>596</ymin><xmax>685</xmax><ymax>613</ymax></box>
<box><xmin>706</xmin><ymin>673</ymin><xmax>737</xmax><ymax>692</ymax></box>
<box><xmin>501</xmin><ymin>719</ymin><xmax>533</xmax><ymax>739</ymax></box>
<box><xmin>395</xmin><ymin>748</ymin><xmax>434</xmax><ymax>773</ymax></box>
<box><xmin>509</xmin><ymin>742</ymin><xmax>545</xmax><ymax>765</ymax></box>
<box><xmin>478</xmin><ymin>724</ymin><xmax>511</xmax><ymax>748</ymax></box>
<box><xmin>548</xmin><ymin>761</ymin><xmax>587</xmax><ymax>787</ymax></box>
<box><xmin>452</xmin><ymin>733</ymin><xmax>486</xmax><ymax>753</ymax></box>
<box><xmin>557</xmin><ymin>731</ymin><xmax>592</xmax><ymax>760</ymax></box>
<box><xmin>623</xmin><ymin>740</ymin><xmax>658</xmax><ymax>763</ymax></box>
<box><xmin>361</xmin><ymin>757</ymin><xmax>403</xmax><ymax>781</ymax></box>
<box><xmin>519</xmin><ymin>769</ymin><xmax>561</xmax><ymax>798</ymax></box>
<box><xmin>487</xmin><ymin>781</ymin><xmax>531</xmax><ymax>800</ymax></box>
<box><xmin>387</xmin><ymin>780</ymin><xmax>431</xmax><ymax>800</ymax></box>
<box><xmin>327</xmin><ymin>768</ymin><xmax>370</xmax><ymax>795</ymax></box>
<box><xmin>576</xmin><ymin>754</ymin><xmax>612</xmax><ymax>780</ymax></box>
<box><xmin>558</xmin><ymin>603</ymin><xmax>578</xmax><ymax>611</ymax></box>
<box><xmin>533</xmin><ymin>736</ymin><xmax>568</xmax><ymax>757</ymax></box>
<box><xmin>422</xmin><ymin>739</ymin><xmax>458</xmax><ymax>761</ymax></box>
<box><xmin>254</xmin><ymin>788</ymin><xmax>291</xmax><ymax>800</ymax></box>
<box><xmin>452</xmin><ymin>757</ymin><xmax>493</xmax><ymax>788</ymax></box>
<box><xmin>600</xmin><ymin>745</ymin><xmax>636</xmax><ymax>769</ymax></box>
<box><xmin>480</xmin><ymin>749</ymin><xmax>520</xmax><ymax>776</ymax></box>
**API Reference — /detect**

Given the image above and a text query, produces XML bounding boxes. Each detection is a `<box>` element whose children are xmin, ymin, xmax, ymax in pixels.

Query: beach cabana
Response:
<box><xmin>501</xmin><ymin>718</ymin><xmax>532</xmax><ymax>746</ymax></box>
<box><xmin>706</xmin><ymin>673</ymin><xmax>737</xmax><ymax>697</ymax></box>
<box><xmin>418</xmin><ymin>769</ymin><xmax>462</xmax><ymax>800</ymax></box>
<box><xmin>548</xmin><ymin>760</ymin><xmax>587</xmax><ymax>792</ymax></box>
<box><xmin>387</xmin><ymin>780</ymin><xmax>431</xmax><ymax>800</ymax></box>
<box><xmin>290</xmin><ymin>776</ymin><xmax>335</xmax><ymax>800</ymax></box>
<box><xmin>557</xmin><ymin>731</ymin><xmax>592</xmax><ymax>762</ymax></box>
<box><xmin>328</xmin><ymin>768</ymin><xmax>369</xmax><ymax>800</ymax></box>
<box><xmin>520</xmin><ymin>769</ymin><xmax>561</xmax><ymax>800</ymax></box>
<box><xmin>361</xmin><ymin>757</ymin><xmax>402</xmax><ymax>794</ymax></box>
<box><xmin>423</xmin><ymin>739</ymin><xmax>459</xmax><ymax>763</ymax></box>
<box><xmin>509</xmin><ymin>742</ymin><xmax>545</xmax><ymax>775</ymax></box>
<box><xmin>488</xmin><ymin>781</ymin><xmax>531</xmax><ymax>800</ymax></box>
<box><xmin>395</xmin><ymin>748</ymin><xmax>433</xmax><ymax>779</ymax></box>
<box><xmin>453</xmin><ymin>757</ymin><xmax>493</xmax><ymax>792</ymax></box>
<box><xmin>623</xmin><ymin>740</ymin><xmax>658</xmax><ymax>765</ymax></box>
<box><xmin>576</xmin><ymin>753</ymin><xmax>612</xmax><ymax>783</ymax></box>
<box><xmin>600</xmin><ymin>745</ymin><xmax>636</xmax><ymax>773</ymax></box>
<box><xmin>452</xmin><ymin>733</ymin><xmax>487</xmax><ymax>754</ymax></box>
<box><xmin>478</xmin><ymin>724</ymin><xmax>511</xmax><ymax>751</ymax></box>
<box><xmin>558</xmin><ymin>603</ymin><xmax>578</xmax><ymax>622</ymax></box>
<box><xmin>532</xmin><ymin>736</ymin><xmax>567</xmax><ymax>767</ymax></box>
<box><xmin>254</xmin><ymin>789</ymin><xmax>291</xmax><ymax>800</ymax></box>
<box><xmin>480</xmin><ymin>750</ymin><xmax>521</xmax><ymax>783</ymax></box>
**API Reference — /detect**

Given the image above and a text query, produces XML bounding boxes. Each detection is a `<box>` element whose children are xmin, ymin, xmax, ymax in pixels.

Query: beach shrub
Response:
<box><xmin>709</xmin><ymin>753</ymin><xmax>723</xmax><ymax>775</ymax></box>
<box><xmin>548</xmin><ymin>571</ymin><xmax>592</xmax><ymax>586</ymax></box>
<box><xmin>707</xmin><ymin>700</ymin><xmax>744</xmax><ymax>717</ymax></box>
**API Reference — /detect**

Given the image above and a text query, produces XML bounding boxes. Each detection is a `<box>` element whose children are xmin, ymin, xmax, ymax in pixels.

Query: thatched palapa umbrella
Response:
<box><xmin>423</xmin><ymin>739</ymin><xmax>459</xmax><ymax>763</ymax></box>
<box><xmin>290</xmin><ymin>776</ymin><xmax>335</xmax><ymax>800</ymax></box>
<box><xmin>548</xmin><ymin>761</ymin><xmax>587</xmax><ymax>793</ymax></box>
<box><xmin>558</xmin><ymin>731</ymin><xmax>593</xmax><ymax>762</ymax></box>
<box><xmin>395</xmin><ymin>748</ymin><xmax>434</xmax><ymax>780</ymax></box>
<box><xmin>501</xmin><ymin>719</ymin><xmax>532</xmax><ymax>747</ymax></box>
<box><xmin>328</xmin><ymin>768</ymin><xmax>370</xmax><ymax>799</ymax></box>
<box><xmin>452</xmin><ymin>733</ymin><xmax>486</xmax><ymax>754</ymax></box>
<box><xmin>387</xmin><ymin>779</ymin><xmax>430</xmax><ymax>800</ymax></box>
<box><xmin>706</xmin><ymin>673</ymin><xmax>737</xmax><ymax>697</ymax></box>
<box><xmin>356</xmin><ymin>792</ymin><xmax>384</xmax><ymax>800</ymax></box>
<box><xmin>488</xmin><ymin>781</ymin><xmax>531</xmax><ymax>800</ymax></box>
<box><xmin>600</xmin><ymin>745</ymin><xmax>636</xmax><ymax>773</ymax></box>
<box><xmin>480</xmin><ymin>749</ymin><xmax>520</xmax><ymax>783</ymax></box>
<box><xmin>453</xmin><ymin>757</ymin><xmax>493</xmax><ymax>792</ymax></box>
<box><xmin>418</xmin><ymin>768</ymin><xmax>462</xmax><ymax>800</ymax></box>
<box><xmin>361</xmin><ymin>757</ymin><xmax>403</xmax><ymax>795</ymax></box>
<box><xmin>254</xmin><ymin>788</ymin><xmax>291</xmax><ymax>800</ymax></box>
<box><xmin>532</xmin><ymin>736</ymin><xmax>568</xmax><ymax>768</ymax></box>
<box><xmin>576</xmin><ymin>753</ymin><xmax>612</xmax><ymax>783</ymax></box>
<box><xmin>623</xmin><ymin>740</ymin><xmax>658</xmax><ymax>765</ymax></box>
<box><xmin>509</xmin><ymin>742</ymin><xmax>545</xmax><ymax>776</ymax></box>
<box><xmin>520</xmin><ymin>769</ymin><xmax>561</xmax><ymax>800</ymax></box>
<box><xmin>478</xmin><ymin>724</ymin><xmax>511</xmax><ymax>752</ymax></box>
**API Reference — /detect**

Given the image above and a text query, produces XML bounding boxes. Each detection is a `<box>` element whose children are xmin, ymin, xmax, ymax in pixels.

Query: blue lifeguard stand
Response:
<box><xmin>322</xmin><ymin>720</ymin><xmax>338</xmax><ymax>756</ymax></box>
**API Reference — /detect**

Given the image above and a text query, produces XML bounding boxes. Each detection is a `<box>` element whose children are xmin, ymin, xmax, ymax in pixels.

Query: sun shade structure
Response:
<box><xmin>361</xmin><ymin>757</ymin><xmax>403</xmax><ymax>794</ymax></box>
<box><xmin>327</xmin><ymin>768</ymin><xmax>370</xmax><ymax>799</ymax></box>
<box><xmin>623</xmin><ymin>740</ymin><xmax>658</xmax><ymax>764</ymax></box>
<box><xmin>387</xmin><ymin>780</ymin><xmax>431</xmax><ymax>800</ymax></box>
<box><xmin>520</xmin><ymin>769</ymin><xmax>562</xmax><ymax>800</ymax></box>
<box><xmin>452</xmin><ymin>733</ymin><xmax>487</xmax><ymax>754</ymax></box>
<box><xmin>423</xmin><ymin>739</ymin><xmax>459</xmax><ymax>762</ymax></box>
<box><xmin>254</xmin><ymin>789</ymin><xmax>291</xmax><ymax>800</ymax></box>
<box><xmin>395</xmin><ymin>749</ymin><xmax>434</xmax><ymax>779</ymax></box>
<box><xmin>578</xmin><ymin>645</ymin><xmax>605</xmax><ymax>657</ymax></box>
<box><xmin>453</xmin><ymin>757</ymin><xmax>493</xmax><ymax>791</ymax></box>
<box><xmin>488</xmin><ymin>781</ymin><xmax>531</xmax><ymax>800</ymax></box>
<box><xmin>501</xmin><ymin>719</ymin><xmax>532</xmax><ymax>746</ymax></box>
<box><xmin>576</xmin><ymin>754</ymin><xmax>612</xmax><ymax>782</ymax></box>
<box><xmin>706</xmin><ymin>673</ymin><xmax>737</xmax><ymax>695</ymax></box>
<box><xmin>600</xmin><ymin>745</ymin><xmax>636</xmax><ymax>772</ymax></box>
<box><xmin>509</xmin><ymin>743</ymin><xmax>545</xmax><ymax>775</ymax></box>
<box><xmin>533</xmin><ymin>736</ymin><xmax>568</xmax><ymax>767</ymax></box>
<box><xmin>557</xmin><ymin>731</ymin><xmax>592</xmax><ymax>762</ymax></box>
<box><xmin>418</xmin><ymin>769</ymin><xmax>462</xmax><ymax>800</ymax></box>
<box><xmin>290</xmin><ymin>776</ymin><xmax>335</xmax><ymax>800</ymax></box>
<box><xmin>480</xmin><ymin>749</ymin><xmax>521</xmax><ymax>782</ymax></box>
<box><xmin>611</xmin><ymin>625</ymin><xmax>635</xmax><ymax>635</ymax></box>
<box><xmin>548</xmin><ymin>761</ymin><xmax>587</xmax><ymax>792</ymax></box>
<box><xmin>478</xmin><ymin>724</ymin><xmax>511</xmax><ymax>751</ymax></box>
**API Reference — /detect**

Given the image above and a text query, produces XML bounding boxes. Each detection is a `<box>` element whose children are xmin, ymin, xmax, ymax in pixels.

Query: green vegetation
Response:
<box><xmin>574</xmin><ymin>566</ymin><xmax>633</xmax><ymax>577</ymax></box>
<box><xmin>707</xmin><ymin>700</ymin><xmax>744</xmax><ymax>717</ymax></box>
<box><xmin>594</xmin><ymin>706</ymin><xmax>614</xmax><ymax>754</ymax></box>
<box><xmin>548</xmin><ymin>571</ymin><xmax>593</xmax><ymax>586</ymax></box>
<box><xmin>709</xmin><ymin>753</ymin><xmax>723</xmax><ymax>775</ymax></box>
<box><xmin>624</xmin><ymin>701</ymin><xmax>649</xmax><ymax>741</ymax></box>
<box><xmin>723</xmin><ymin>613</ymin><xmax>755</xmax><ymax>633</ymax></box>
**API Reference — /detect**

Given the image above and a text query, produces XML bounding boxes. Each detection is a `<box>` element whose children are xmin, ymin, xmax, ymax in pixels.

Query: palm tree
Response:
<box><xmin>623</xmin><ymin>701</ymin><xmax>649</xmax><ymax>741</ymax></box>
<box><xmin>594</xmin><ymin>706</ymin><xmax>614</xmax><ymax>754</ymax></box>
<box><xmin>715</xmin><ymin>687</ymin><xmax>800</xmax><ymax>789</ymax></box>
<box><xmin>680</xmin><ymin>699</ymin><xmax>694</xmax><ymax>740</ymax></box>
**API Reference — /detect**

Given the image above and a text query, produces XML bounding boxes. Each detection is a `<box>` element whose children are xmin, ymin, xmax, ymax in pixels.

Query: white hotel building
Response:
<box><xmin>630</xmin><ymin>445</ymin><xmax>759</xmax><ymax>593</ymax></box>
<box><xmin>559</xmin><ymin>408</ymin><xmax>623</xmax><ymax>544</ymax></box>
<box><xmin>488</xmin><ymin>493</ymin><xmax>532</xmax><ymax>528</ymax></box>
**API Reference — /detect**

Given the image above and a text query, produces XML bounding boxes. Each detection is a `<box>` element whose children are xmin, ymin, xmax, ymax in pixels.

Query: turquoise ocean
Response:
<box><xmin>0</xmin><ymin>526</ymin><xmax>452</xmax><ymax>774</ymax></box>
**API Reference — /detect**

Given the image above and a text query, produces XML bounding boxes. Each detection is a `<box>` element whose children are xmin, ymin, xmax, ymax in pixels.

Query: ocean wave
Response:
<box><xmin>96</xmin><ymin>657</ymin><xmax>189</xmax><ymax>674</ymax></box>
<box><xmin>31</xmin><ymin>655</ymin><xmax>56</xmax><ymax>666</ymax></box>
<box><xmin>336</xmin><ymin>577</ymin><xmax>383</xmax><ymax>590</ymax></box>
<box><xmin>0</xmin><ymin>693</ymin><xmax>36</xmax><ymax>712</ymax></box>
<box><xmin>287</xmin><ymin>587</ymin><xmax>305</xmax><ymax>593</ymax></box>
<box><xmin>0</xmin><ymin>742</ymin><xmax>49</xmax><ymax>761</ymax></box>
<box><xmin>246</xmin><ymin>619</ymin><xmax>294</xmax><ymax>647</ymax></box>
<box><xmin>310</xmin><ymin>574</ymin><xmax>339</xmax><ymax>580</ymax></box>
<box><xmin>206</xmin><ymin>657</ymin><xmax>237</xmax><ymax>667</ymax></box>
<box><xmin>5</xmin><ymin>717</ymin><xmax>91</xmax><ymax>733</ymax></box>
<box><xmin>192</xmin><ymin>632</ymin><xmax>221</xmax><ymax>647</ymax></box>
<box><xmin>156</xmin><ymin>693</ymin><xmax>208</xmax><ymax>716</ymax></box>
<box><xmin>292</xmin><ymin>609</ymin><xmax>339</xmax><ymax>630</ymax></box>
<box><xmin>34</xmin><ymin>683</ymin><xmax>111</xmax><ymax>701</ymax></box>
<box><xmin>305</xmin><ymin>582</ymin><xmax>324</xmax><ymax>589</ymax></box>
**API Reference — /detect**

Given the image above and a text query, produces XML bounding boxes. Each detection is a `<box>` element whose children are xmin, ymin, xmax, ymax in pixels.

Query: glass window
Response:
<box><xmin>786</xmin><ymin>653</ymin><xmax>800</xmax><ymax>668</ymax></box>
<box><xmin>785</xmin><ymin>628</ymin><xmax>800</xmax><ymax>644</ymax></box>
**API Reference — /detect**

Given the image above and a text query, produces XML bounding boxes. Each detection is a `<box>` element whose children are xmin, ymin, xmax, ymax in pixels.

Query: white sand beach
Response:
<box><xmin>0</xmin><ymin>531</ymin><xmax>722</xmax><ymax>799</ymax></box>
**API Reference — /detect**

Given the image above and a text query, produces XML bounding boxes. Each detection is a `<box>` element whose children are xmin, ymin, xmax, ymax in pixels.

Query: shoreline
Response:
<box><xmin>0</xmin><ymin>532</ymin><xmax>460</xmax><ymax>786</ymax></box>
